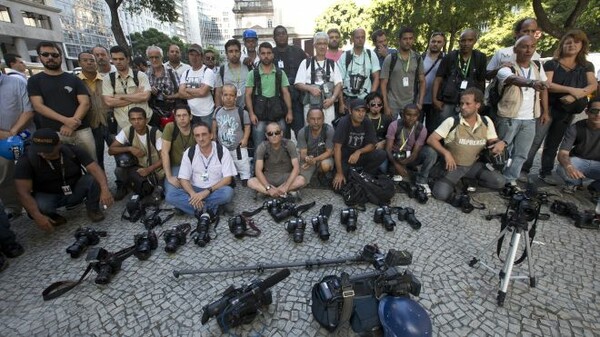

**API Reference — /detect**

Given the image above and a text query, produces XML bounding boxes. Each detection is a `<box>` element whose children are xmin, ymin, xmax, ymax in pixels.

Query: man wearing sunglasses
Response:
<box><xmin>247</xmin><ymin>122</ymin><xmax>304</xmax><ymax>199</ymax></box>
<box><xmin>203</xmin><ymin>49</ymin><xmax>219</xmax><ymax>75</ymax></box>
<box><xmin>28</xmin><ymin>41</ymin><xmax>96</xmax><ymax>161</ymax></box>
<box><xmin>556</xmin><ymin>98</ymin><xmax>600</xmax><ymax>196</ymax></box>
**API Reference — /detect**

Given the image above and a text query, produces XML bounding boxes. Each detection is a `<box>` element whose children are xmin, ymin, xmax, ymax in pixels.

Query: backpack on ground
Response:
<box><xmin>339</xmin><ymin>168</ymin><xmax>395</xmax><ymax>206</ymax></box>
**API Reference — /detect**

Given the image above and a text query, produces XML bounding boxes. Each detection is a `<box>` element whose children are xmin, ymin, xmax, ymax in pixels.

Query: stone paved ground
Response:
<box><xmin>1</xmin><ymin>153</ymin><xmax>599</xmax><ymax>337</ymax></box>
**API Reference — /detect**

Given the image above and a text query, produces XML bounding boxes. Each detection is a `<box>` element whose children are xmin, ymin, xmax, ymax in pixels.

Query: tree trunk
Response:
<box><xmin>105</xmin><ymin>0</ymin><xmax>129</xmax><ymax>50</ymax></box>
<box><xmin>533</xmin><ymin>0</ymin><xmax>590</xmax><ymax>40</ymax></box>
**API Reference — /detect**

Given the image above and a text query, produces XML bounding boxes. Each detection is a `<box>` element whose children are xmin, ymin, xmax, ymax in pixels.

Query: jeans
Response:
<box><xmin>0</xmin><ymin>201</ymin><xmax>17</xmax><ymax>246</ymax></box>
<box><xmin>432</xmin><ymin>162</ymin><xmax>505</xmax><ymax>201</ymax></box>
<box><xmin>496</xmin><ymin>118</ymin><xmax>536</xmax><ymax>183</ymax></box>
<box><xmin>166</xmin><ymin>185</ymin><xmax>234</xmax><ymax>215</ymax></box>
<box><xmin>164</xmin><ymin>166</ymin><xmax>181</xmax><ymax>203</ymax></box>
<box><xmin>340</xmin><ymin>148</ymin><xmax>387</xmax><ymax>176</ymax></box>
<box><xmin>408</xmin><ymin>145</ymin><xmax>439</xmax><ymax>184</ymax></box>
<box><xmin>59</xmin><ymin>127</ymin><xmax>97</xmax><ymax>162</ymax></box>
<box><xmin>33</xmin><ymin>174</ymin><xmax>101</xmax><ymax>213</ymax></box>
<box><xmin>252</xmin><ymin>119</ymin><xmax>287</xmax><ymax>152</ymax></box>
<box><xmin>556</xmin><ymin>157</ymin><xmax>600</xmax><ymax>187</ymax></box>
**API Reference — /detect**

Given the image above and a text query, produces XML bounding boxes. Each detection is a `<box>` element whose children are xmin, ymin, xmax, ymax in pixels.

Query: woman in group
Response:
<box><xmin>365</xmin><ymin>92</ymin><xmax>392</xmax><ymax>174</ymax></box>
<box><xmin>521</xmin><ymin>29</ymin><xmax>597</xmax><ymax>184</ymax></box>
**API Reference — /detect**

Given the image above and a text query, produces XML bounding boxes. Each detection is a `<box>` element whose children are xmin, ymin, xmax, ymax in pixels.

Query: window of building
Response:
<box><xmin>21</xmin><ymin>11</ymin><xmax>53</xmax><ymax>29</ymax></box>
<box><xmin>0</xmin><ymin>5</ymin><xmax>11</xmax><ymax>22</ymax></box>
<box><xmin>268</xmin><ymin>19</ymin><xmax>272</xmax><ymax>28</ymax></box>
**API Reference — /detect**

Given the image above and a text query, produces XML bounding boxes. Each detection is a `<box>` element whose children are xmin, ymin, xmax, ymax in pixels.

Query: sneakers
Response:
<box><xmin>114</xmin><ymin>184</ymin><xmax>129</xmax><ymax>201</ymax></box>
<box><xmin>417</xmin><ymin>183</ymin><xmax>432</xmax><ymax>196</ymax></box>
<box><xmin>1</xmin><ymin>241</ymin><xmax>24</xmax><ymax>258</ymax></box>
<box><xmin>505</xmin><ymin>182</ymin><xmax>522</xmax><ymax>193</ymax></box>
<box><xmin>562</xmin><ymin>185</ymin><xmax>580</xmax><ymax>194</ymax></box>
<box><xmin>46</xmin><ymin>213</ymin><xmax>67</xmax><ymax>226</ymax></box>
<box><xmin>538</xmin><ymin>174</ymin><xmax>559</xmax><ymax>186</ymax></box>
<box><xmin>87</xmin><ymin>209</ymin><xmax>105</xmax><ymax>223</ymax></box>
<box><xmin>393</xmin><ymin>175</ymin><xmax>403</xmax><ymax>182</ymax></box>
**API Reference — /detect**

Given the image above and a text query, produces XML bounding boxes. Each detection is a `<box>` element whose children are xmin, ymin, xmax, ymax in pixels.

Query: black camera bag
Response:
<box><xmin>252</xmin><ymin>67</ymin><xmax>286</xmax><ymax>121</ymax></box>
<box><xmin>340</xmin><ymin>169</ymin><xmax>395</xmax><ymax>206</ymax></box>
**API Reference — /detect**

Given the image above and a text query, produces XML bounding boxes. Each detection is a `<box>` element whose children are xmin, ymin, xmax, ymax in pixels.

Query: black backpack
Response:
<box><xmin>303</xmin><ymin>124</ymin><xmax>329</xmax><ymax>157</ymax></box>
<box><xmin>306</xmin><ymin>57</ymin><xmax>335</xmax><ymax>84</ymax></box>
<box><xmin>340</xmin><ymin>169</ymin><xmax>395</xmax><ymax>206</ymax></box>
<box><xmin>186</xmin><ymin>142</ymin><xmax>236</xmax><ymax>187</ymax></box>
<box><xmin>109</xmin><ymin>71</ymin><xmax>139</xmax><ymax>95</ymax></box>
<box><xmin>486</xmin><ymin>61</ymin><xmax>541</xmax><ymax>109</ymax></box>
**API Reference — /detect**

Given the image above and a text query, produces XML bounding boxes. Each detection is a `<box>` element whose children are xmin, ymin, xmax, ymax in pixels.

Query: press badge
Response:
<box><xmin>61</xmin><ymin>185</ymin><xmax>73</xmax><ymax>195</ymax></box>
<box><xmin>460</xmin><ymin>80</ymin><xmax>468</xmax><ymax>90</ymax></box>
<box><xmin>402</xmin><ymin>77</ymin><xmax>409</xmax><ymax>87</ymax></box>
<box><xmin>278</xmin><ymin>60</ymin><xmax>284</xmax><ymax>68</ymax></box>
<box><xmin>201</xmin><ymin>172</ymin><xmax>209</xmax><ymax>181</ymax></box>
<box><xmin>237</xmin><ymin>88</ymin><xmax>242</xmax><ymax>97</ymax></box>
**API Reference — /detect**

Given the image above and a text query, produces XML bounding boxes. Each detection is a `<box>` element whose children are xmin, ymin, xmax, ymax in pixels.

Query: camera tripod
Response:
<box><xmin>469</xmin><ymin>212</ymin><xmax>538</xmax><ymax>307</ymax></box>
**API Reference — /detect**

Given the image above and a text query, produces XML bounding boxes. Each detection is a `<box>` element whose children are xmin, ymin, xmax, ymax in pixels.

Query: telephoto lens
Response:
<box><xmin>94</xmin><ymin>264</ymin><xmax>113</xmax><ymax>285</ymax></box>
<box><xmin>193</xmin><ymin>212</ymin><xmax>212</xmax><ymax>247</ymax></box>
<box><xmin>340</xmin><ymin>208</ymin><xmax>358</xmax><ymax>232</ymax></box>
<box><xmin>311</xmin><ymin>215</ymin><xmax>330</xmax><ymax>241</ymax></box>
<box><xmin>404</xmin><ymin>207</ymin><xmax>421</xmax><ymax>230</ymax></box>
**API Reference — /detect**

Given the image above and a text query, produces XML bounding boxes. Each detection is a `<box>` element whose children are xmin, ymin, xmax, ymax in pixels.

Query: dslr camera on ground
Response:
<box><xmin>66</xmin><ymin>227</ymin><xmax>107</xmax><ymax>258</ymax></box>
<box><xmin>340</xmin><ymin>207</ymin><xmax>358</xmax><ymax>232</ymax></box>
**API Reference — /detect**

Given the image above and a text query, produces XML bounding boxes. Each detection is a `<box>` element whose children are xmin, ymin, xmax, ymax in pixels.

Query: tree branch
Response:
<box><xmin>564</xmin><ymin>0</ymin><xmax>590</xmax><ymax>28</ymax></box>
<box><xmin>532</xmin><ymin>0</ymin><xmax>563</xmax><ymax>39</ymax></box>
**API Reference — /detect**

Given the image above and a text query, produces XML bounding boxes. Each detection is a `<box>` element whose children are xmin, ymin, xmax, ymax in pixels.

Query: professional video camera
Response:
<box><xmin>66</xmin><ymin>227</ymin><xmax>107</xmax><ymax>258</ymax></box>
<box><xmin>201</xmin><ymin>269</ymin><xmax>291</xmax><ymax>332</ymax></box>
<box><xmin>340</xmin><ymin>207</ymin><xmax>358</xmax><ymax>232</ymax></box>
<box><xmin>373</xmin><ymin>206</ymin><xmax>396</xmax><ymax>231</ymax></box>
<box><xmin>86</xmin><ymin>246</ymin><xmax>136</xmax><ymax>285</ymax></box>
<box><xmin>398</xmin><ymin>182</ymin><xmax>428</xmax><ymax>204</ymax></box>
<box><xmin>191</xmin><ymin>210</ymin><xmax>215</xmax><ymax>247</ymax></box>
<box><xmin>133</xmin><ymin>230</ymin><xmax>158</xmax><ymax>260</ymax></box>
<box><xmin>396</xmin><ymin>207</ymin><xmax>422</xmax><ymax>230</ymax></box>
<box><xmin>164</xmin><ymin>223</ymin><xmax>191</xmax><ymax>253</ymax></box>
<box><xmin>311</xmin><ymin>246</ymin><xmax>427</xmax><ymax>335</ymax></box>
<box><xmin>310</xmin><ymin>204</ymin><xmax>332</xmax><ymax>241</ymax></box>
<box><xmin>284</xmin><ymin>217</ymin><xmax>306</xmax><ymax>243</ymax></box>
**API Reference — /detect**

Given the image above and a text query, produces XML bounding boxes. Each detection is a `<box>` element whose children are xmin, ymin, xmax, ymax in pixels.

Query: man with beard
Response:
<box><xmin>164</xmin><ymin>44</ymin><xmax>191</xmax><ymax>78</ymax></box>
<box><xmin>28</xmin><ymin>41</ymin><xmax>95</xmax><ymax>160</ymax></box>
<box><xmin>178</xmin><ymin>44</ymin><xmax>216</xmax><ymax>125</ymax></box>
<box><xmin>102</xmin><ymin>46</ymin><xmax>152</xmax><ymax>130</ymax></box>
<box><xmin>372</xmin><ymin>30</ymin><xmax>397</xmax><ymax>68</ymax></box>
<box><xmin>78</xmin><ymin>51</ymin><xmax>110</xmax><ymax>169</ymax></box>
<box><xmin>326</xmin><ymin>28</ymin><xmax>344</xmax><ymax>62</ymax></box>
<box><xmin>422</xmin><ymin>32</ymin><xmax>446</xmax><ymax>133</ymax></box>
<box><xmin>272</xmin><ymin>25</ymin><xmax>307</xmax><ymax>134</ymax></box>
<box><xmin>433</xmin><ymin>29</ymin><xmax>486</xmax><ymax>127</ymax></box>
<box><xmin>241</xmin><ymin>29</ymin><xmax>260</xmax><ymax>69</ymax></box>
<box><xmin>297</xmin><ymin>108</ymin><xmax>334</xmax><ymax>186</ymax></box>
<box><xmin>339</xmin><ymin>28</ymin><xmax>381</xmax><ymax>113</ymax></box>
<box><xmin>380</xmin><ymin>27</ymin><xmax>425</xmax><ymax>120</ymax></box>
<box><xmin>215</xmin><ymin>39</ymin><xmax>251</xmax><ymax>108</ymax></box>
<box><xmin>332</xmin><ymin>99</ymin><xmax>386</xmax><ymax>190</ymax></box>
<box><xmin>91</xmin><ymin>45</ymin><xmax>116</xmax><ymax>76</ymax></box>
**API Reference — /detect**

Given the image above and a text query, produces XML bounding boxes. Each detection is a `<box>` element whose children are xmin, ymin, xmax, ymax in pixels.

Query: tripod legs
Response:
<box><xmin>496</xmin><ymin>228</ymin><xmax>536</xmax><ymax>306</ymax></box>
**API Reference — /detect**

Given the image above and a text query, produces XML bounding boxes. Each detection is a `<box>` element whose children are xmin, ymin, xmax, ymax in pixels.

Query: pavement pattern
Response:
<box><xmin>1</xmin><ymin>155</ymin><xmax>599</xmax><ymax>337</ymax></box>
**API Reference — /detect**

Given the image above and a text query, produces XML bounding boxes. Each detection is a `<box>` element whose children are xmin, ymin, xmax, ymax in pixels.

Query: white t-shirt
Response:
<box><xmin>179</xmin><ymin>66</ymin><xmax>215</xmax><ymax>117</ymax></box>
<box><xmin>294</xmin><ymin>58</ymin><xmax>343</xmax><ymax>86</ymax></box>
<box><xmin>115</xmin><ymin>128</ymin><xmax>163</xmax><ymax>151</ymax></box>
<box><xmin>487</xmin><ymin>46</ymin><xmax>541</xmax><ymax>71</ymax></box>
<box><xmin>497</xmin><ymin>63</ymin><xmax>547</xmax><ymax>120</ymax></box>
<box><xmin>178</xmin><ymin>142</ymin><xmax>237</xmax><ymax>188</ymax></box>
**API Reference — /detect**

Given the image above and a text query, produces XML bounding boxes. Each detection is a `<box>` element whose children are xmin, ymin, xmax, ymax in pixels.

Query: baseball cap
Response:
<box><xmin>188</xmin><ymin>43</ymin><xmax>203</xmax><ymax>54</ymax></box>
<box><xmin>30</xmin><ymin>128</ymin><xmax>59</xmax><ymax>153</ymax></box>
<box><xmin>350</xmin><ymin>98</ymin><xmax>368</xmax><ymax>111</ymax></box>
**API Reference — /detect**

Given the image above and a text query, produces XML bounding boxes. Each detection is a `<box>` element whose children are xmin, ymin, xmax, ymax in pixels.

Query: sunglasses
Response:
<box><xmin>588</xmin><ymin>108</ymin><xmax>600</xmax><ymax>115</ymax></box>
<box><xmin>370</xmin><ymin>103</ymin><xmax>383</xmax><ymax>107</ymax></box>
<box><xmin>205</xmin><ymin>56</ymin><xmax>215</xmax><ymax>61</ymax></box>
<box><xmin>40</xmin><ymin>52</ymin><xmax>60</xmax><ymax>58</ymax></box>
<box><xmin>266</xmin><ymin>130</ymin><xmax>282</xmax><ymax>137</ymax></box>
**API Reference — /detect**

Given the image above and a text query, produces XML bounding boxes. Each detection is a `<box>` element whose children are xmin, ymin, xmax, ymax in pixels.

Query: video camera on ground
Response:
<box><xmin>448</xmin><ymin>192</ymin><xmax>475</xmax><ymax>213</ymax></box>
<box><xmin>201</xmin><ymin>269</ymin><xmax>291</xmax><ymax>332</ymax></box>
<box><xmin>340</xmin><ymin>207</ymin><xmax>358</xmax><ymax>232</ymax></box>
<box><xmin>66</xmin><ymin>227</ymin><xmax>107</xmax><ymax>258</ymax></box>
<box><xmin>133</xmin><ymin>230</ymin><xmax>158</xmax><ymax>260</ymax></box>
<box><xmin>86</xmin><ymin>246</ymin><xmax>135</xmax><ymax>285</ymax></box>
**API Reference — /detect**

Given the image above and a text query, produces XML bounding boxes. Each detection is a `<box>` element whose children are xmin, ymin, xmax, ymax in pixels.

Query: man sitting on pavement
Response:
<box><xmin>247</xmin><ymin>122</ymin><xmax>305</xmax><ymax>199</ymax></box>
<box><xmin>556</xmin><ymin>98</ymin><xmax>600</xmax><ymax>196</ymax></box>
<box><xmin>108</xmin><ymin>107</ymin><xmax>163</xmax><ymax>200</ymax></box>
<box><xmin>385</xmin><ymin>104</ymin><xmax>432</xmax><ymax>193</ymax></box>
<box><xmin>297</xmin><ymin>108</ymin><xmax>334</xmax><ymax>186</ymax></box>
<box><xmin>426</xmin><ymin>88</ymin><xmax>506</xmax><ymax>201</ymax></box>
<box><xmin>332</xmin><ymin>99</ymin><xmax>386</xmax><ymax>191</ymax></box>
<box><xmin>14</xmin><ymin>129</ymin><xmax>113</xmax><ymax>231</ymax></box>
<box><xmin>166</xmin><ymin>121</ymin><xmax>236</xmax><ymax>215</ymax></box>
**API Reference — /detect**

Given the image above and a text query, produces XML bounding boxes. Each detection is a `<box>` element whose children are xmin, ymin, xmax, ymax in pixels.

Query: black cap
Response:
<box><xmin>350</xmin><ymin>98</ymin><xmax>367</xmax><ymax>111</ymax></box>
<box><xmin>30</xmin><ymin>129</ymin><xmax>59</xmax><ymax>153</ymax></box>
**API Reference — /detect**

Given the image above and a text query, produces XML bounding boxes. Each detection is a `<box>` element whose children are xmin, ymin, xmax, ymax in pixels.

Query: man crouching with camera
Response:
<box><xmin>165</xmin><ymin>121</ymin><xmax>236</xmax><ymax>215</ymax></box>
<box><xmin>425</xmin><ymin>88</ymin><xmax>506</xmax><ymax>200</ymax></box>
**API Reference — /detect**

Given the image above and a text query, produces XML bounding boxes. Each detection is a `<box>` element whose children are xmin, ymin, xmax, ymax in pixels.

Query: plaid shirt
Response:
<box><xmin>146</xmin><ymin>65</ymin><xmax>180</xmax><ymax>96</ymax></box>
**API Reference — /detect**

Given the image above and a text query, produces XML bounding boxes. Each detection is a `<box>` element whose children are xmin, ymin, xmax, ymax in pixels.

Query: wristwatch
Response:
<box><xmin>265</xmin><ymin>185</ymin><xmax>272</xmax><ymax>191</ymax></box>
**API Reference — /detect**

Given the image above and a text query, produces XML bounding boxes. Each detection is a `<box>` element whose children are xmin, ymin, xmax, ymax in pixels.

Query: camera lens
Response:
<box><xmin>94</xmin><ymin>264</ymin><xmax>112</xmax><ymax>284</ymax></box>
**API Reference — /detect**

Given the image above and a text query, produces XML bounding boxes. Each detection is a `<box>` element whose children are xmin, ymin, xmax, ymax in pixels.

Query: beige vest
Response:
<box><xmin>125</xmin><ymin>127</ymin><xmax>164</xmax><ymax>178</ymax></box>
<box><xmin>446</xmin><ymin>117</ymin><xmax>488</xmax><ymax>166</ymax></box>
<box><xmin>496</xmin><ymin>64</ymin><xmax>542</xmax><ymax>119</ymax></box>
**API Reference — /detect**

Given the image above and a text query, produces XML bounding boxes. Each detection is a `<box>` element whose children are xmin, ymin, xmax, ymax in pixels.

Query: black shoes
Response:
<box><xmin>1</xmin><ymin>241</ymin><xmax>24</xmax><ymax>258</ymax></box>
<box><xmin>47</xmin><ymin>213</ymin><xmax>67</xmax><ymax>226</ymax></box>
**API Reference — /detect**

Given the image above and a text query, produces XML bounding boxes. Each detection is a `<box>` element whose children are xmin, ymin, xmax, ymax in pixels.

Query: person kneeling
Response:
<box><xmin>165</xmin><ymin>122</ymin><xmax>236</xmax><ymax>215</ymax></box>
<box><xmin>247</xmin><ymin>122</ymin><xmax>305</xmax><ymax>198</ymax></box>
<box><xmin>426</xmin><ymin>88</ymin><xmax>506</xmax><ymax>201</ymax></box>
<box><xmin>297</xmin><ymin>108</ymin><xmax>334</xmax><ymax>186</ymax></box>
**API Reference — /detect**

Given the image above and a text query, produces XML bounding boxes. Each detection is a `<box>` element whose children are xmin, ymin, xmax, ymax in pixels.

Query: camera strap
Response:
<box><xmin>241</xmin><ymin>215</ymin><xmax>261</xmax><ymax>237</ymax></box>
<box><xmin>42</xmin><ymin>264</ymin><xmax>94</xmax><ymax>301</ymax></box>
<box><xmin>339</xmin><ymin>272</ymin><xmax>355</xmax><ymax>324</ymax></box>
<box><xmin>294</xmin><ymin>201</ymin><xmax>316</xmax><ymax>216</ymax></box>
<box><xmin>241</xmin><ymin>205</ymin><xmax>265</xmax><ymax>218</ymax></box>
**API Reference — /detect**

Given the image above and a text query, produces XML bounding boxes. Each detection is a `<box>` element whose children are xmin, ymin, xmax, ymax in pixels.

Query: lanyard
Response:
<box><xmin>458</xmin><ymin>56</ymin><xmax>471</xmax><ymax>78</ymax></box>
<box><xmin>229</xmin><ymin>64</ymin><xmax>242</xmax><ymax>86</ymax></box>
<box><xmin>46</xmin><ymin>153</ymin><xmax>68</xmax><ymax>186</ymax></box>
<box><xmin>519</xmin><ymin>64</ymin><xmax>532</xmax><ymax>80</ymax></box>
<box><xmin>401</xmin><ymin>54</ymin><xmax>410</xmax><ymax>72</ymax></box>
<box><xmin>119</xmin><ymin>76</ymin><xmax>129</xmax><ymax>94</ymax></box>
<box><xmin>398</xmin><ymin>125</ymin><xmax>416</xmax><ymax>151</ymax></box>
<box><xmin>349</xmin><ymin>52</ymin><xmax>367</xmax><ymax>77</ymax></box>
<box><xmin>200</xmin><ymin>150</ymin><xmax>214</xmax><ymax>171</ymax></box>
<box><xmin>370</xmin><ymin>116</ymin><xmax>382</xmax><ymax>131</ymax></box>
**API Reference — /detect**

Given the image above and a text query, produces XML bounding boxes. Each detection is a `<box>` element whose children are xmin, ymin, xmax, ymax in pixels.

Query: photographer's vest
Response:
<box><xmin>496</xmin><ymin>63</ymin><xmax>542</xmax><ymax>119</ymax></box>
<box><xmin>124</xmin><ymin>126</ymin><xmax>164</xmax><ymax>178</ymax></box>
<box><xmin>445</xmin><ymin>115</ymin><xmax>490</xmax><ymax>166</ymax></box>
<box><xmin>79</xmin><ymin>73</ymin><xmax>108</xmax><ymax>128</ymax></box>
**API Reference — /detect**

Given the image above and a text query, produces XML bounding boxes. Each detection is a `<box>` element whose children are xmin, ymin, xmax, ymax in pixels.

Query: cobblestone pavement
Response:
<box><xmin>1</xmin><ymin>156</ymin><xmax>599</xmax><ymax>337</ymax></box>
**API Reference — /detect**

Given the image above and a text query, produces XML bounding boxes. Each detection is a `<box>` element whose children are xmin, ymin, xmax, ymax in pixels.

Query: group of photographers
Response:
<box><xmin>1</xmin><ymin>18</ymin><xmax>600</xmax><ymax>272</ymax></box>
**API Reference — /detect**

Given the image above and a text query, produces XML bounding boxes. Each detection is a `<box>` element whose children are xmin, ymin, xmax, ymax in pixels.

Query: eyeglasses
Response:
<box><xmin>266</xmin><ymin>130</ymin><xmax>282</xmax><ymax>137</ymax></box>
<box><xmin>40</xmin><ymin>52</ymin><xmax>60</xmax><ymax>58</ymax></box>
<box><xmin>205</xmin><ymin>56</ymin><xmax>215</xmax><ymax>61</ymax></box>
<box><xmin>370</xmin><ymin>103</ymin><xmax>383</xmax><ymax>107</ymax></box>
<box><xmin>588</xmin><ymin>108</ymin><xmax>600</xmax><ymax>115</ymax></box>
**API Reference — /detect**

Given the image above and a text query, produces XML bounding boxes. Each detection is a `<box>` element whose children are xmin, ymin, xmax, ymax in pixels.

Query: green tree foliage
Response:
<box><xmin>314</xmin><ymin>0</ymin><xmax>371</xmax><ymax>45</ymax></box>
<box><xmin>130</xmin><ymin>28</ymin><xmax>187</xmax><ymax>60</ymax></box>
<box><xmin>104</xmin><ymin>0</ymin><xmax>178</xmax><ymax>50</ymax></box>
